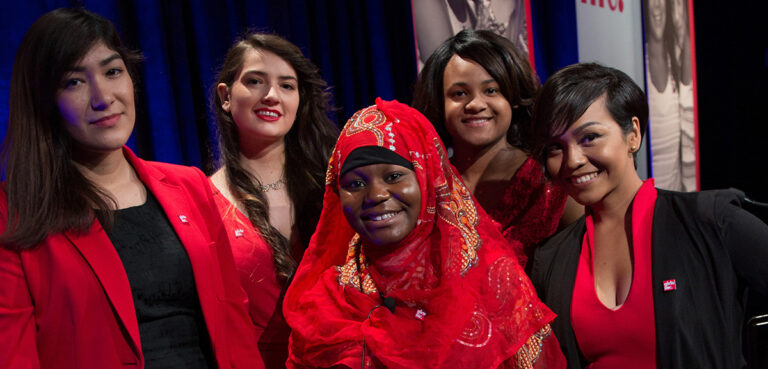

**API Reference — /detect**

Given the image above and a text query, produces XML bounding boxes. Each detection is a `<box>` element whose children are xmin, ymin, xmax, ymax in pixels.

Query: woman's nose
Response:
<box><xmin>90</xmin><ymin>78</ymin><xmax>114</xmax><ymax>111</ymax></box>
<box><xmin>364</xmin><ymin>181</ymin><xmax>390</xmax><ymax>207</ymax></box>
<box><xmin>464</xmin><ymin>94</ymin><xmax>487</xmax><ymax>113</ymax></box>
<box><xmin>261</xmin><ymin>85</ymin><xmax>280</xmax><ymax>106</ymax></box>
<box><xmin>564</xmin><ymin>145</ymin><xmax>587</xmax><ymax>169</ymax></box>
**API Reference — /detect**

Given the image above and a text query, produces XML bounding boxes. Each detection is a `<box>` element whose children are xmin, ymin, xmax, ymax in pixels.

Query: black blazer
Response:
<box><xmin>530</xmin><ymin>189</ymin><xmax>768</xmax><ymax>369</ymax></box>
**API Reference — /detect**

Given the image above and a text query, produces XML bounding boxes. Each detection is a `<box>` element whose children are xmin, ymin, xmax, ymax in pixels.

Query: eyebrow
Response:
<box><xmin>242</xmin><ymin>70</ymin><xmax>297</xmax><ymax>81</ymax></box>
<box><xmin>571</xmin><ymin>121</ymin><xmax>602</xmax><ymax>135</ymax></box>
<box><xmin>448</xmin><ymin>79</ymin><xmax>496</xmax><ymax>88</ymax></box>
<box><xmin>68</xmin><ymin>53</ymin><xmax>123</xmax><ymax>72</ymax></box>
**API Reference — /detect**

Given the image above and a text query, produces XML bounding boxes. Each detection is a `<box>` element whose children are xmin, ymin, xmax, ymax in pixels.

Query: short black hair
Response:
<box><xmin>531</xmin><ymin>63</ymin><xmax>648</xmax><ymax>163</ymax></box>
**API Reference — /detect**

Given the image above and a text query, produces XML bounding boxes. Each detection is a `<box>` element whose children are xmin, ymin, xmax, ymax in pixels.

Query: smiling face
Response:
<box><xmin>544</xmin><ymin>96</ymin><xmax>641</xmax><ymax>207</ymax></box>
<box><xmin>339</xmin><ymin>163</ymin><xmax>421</xmax><ymax>249</ymax></box>
<box><xmin>56</xmin><ymin>42</ymin><xmax>135</xmax><ymax>155</ymax></box>
<box><xmin>218</xmin><ymin>48</ymin><xmax>299</xmax><ymax>148</ymax></box>
<box><xmin>442</xmin><ymin>54</ymin><xmax>512</xmax><ymax>150</ymax></box>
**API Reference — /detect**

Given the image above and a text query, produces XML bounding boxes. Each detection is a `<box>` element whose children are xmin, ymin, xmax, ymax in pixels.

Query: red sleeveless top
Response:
<box><xmin>571</xmin><ymin>179</ymin><xmax>658</xmax><ymax>368</ymax></box>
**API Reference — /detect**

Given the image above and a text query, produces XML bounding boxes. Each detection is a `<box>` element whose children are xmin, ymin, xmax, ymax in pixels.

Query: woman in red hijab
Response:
<box><xmin>283</xmin><ymin>98</ymin><xmax>565</xmax><ymax>368</ymax></box>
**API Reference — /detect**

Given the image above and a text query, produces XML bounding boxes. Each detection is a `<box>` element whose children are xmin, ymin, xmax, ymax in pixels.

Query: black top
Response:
<box><xmin>529</xmin><ymin>188</ymin><xmax>768</xmax><ymax>369</ymax></box>
<box><xmin>106</xmin><ymin>192</ymin><xmax>213</xmax><ymax>369</ymax></box>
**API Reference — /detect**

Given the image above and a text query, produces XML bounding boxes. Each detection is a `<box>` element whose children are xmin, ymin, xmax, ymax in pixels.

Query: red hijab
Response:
<box><xmin>284</xmin><ymin>99</ymin><xmax>564</xmax><ymax>369</ymax></box>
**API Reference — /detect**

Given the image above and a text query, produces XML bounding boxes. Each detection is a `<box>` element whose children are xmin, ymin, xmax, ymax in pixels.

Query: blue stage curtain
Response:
<box><xmin>0</xmin><ymin>0</ymin><xmax>584</xmax><ymax>174</ymax></box>
<box><xmin>530</xmin><ymin>0</ymin><xmax>579</xmax><ymax>83</ymax></box>
<box><xmin>0</xmin><ymin>0</ymin><xmax>417</xmax><ymax>173</ymax></box>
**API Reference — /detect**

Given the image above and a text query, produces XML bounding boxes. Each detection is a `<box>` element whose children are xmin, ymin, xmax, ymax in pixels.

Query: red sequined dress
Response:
<box><xmin>486</xmin><ymin>157</ymin><xmax>567</xmax><ymax>268</ymax></box>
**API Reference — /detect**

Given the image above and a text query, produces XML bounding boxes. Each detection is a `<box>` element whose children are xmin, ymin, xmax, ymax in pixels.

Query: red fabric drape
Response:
<box><xmin>284</xmin><ymin>99</ymin><xmax>564</xmax><ymax>369</ymax></box>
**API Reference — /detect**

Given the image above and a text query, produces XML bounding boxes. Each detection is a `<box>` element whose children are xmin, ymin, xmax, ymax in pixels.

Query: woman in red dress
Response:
<box><xmin>528</xmin><ymin>63</ymin><xmax>768</xmax><ymax>368</ymax></box>
<box><xmin>209</xmin><ymin>33</ymin><xmax>339</xmax><ymax>368</ymax></box>
<box><xmin>283</xmin><ymin>98</ymin><xmax>565</xmax><ymax>368</ymax></box>
<box><xmin>412</xmin><ymin>29</ymin><xmax>581</xmax><ymax>268</ymax></box>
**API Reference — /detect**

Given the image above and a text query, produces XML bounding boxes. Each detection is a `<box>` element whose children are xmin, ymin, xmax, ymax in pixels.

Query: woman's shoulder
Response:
<box><xmin>538</xmin><ymin>216</ymin><xmax>586</xmax><ymax>250</ymax></box>
<box><xmin>655</xmin><ymin>187</ymin><xmax>747</xmax><ymax>220</ymax></box>
<box><xmin>529</xmin><ymin>216</ymin><xmax>585</xmax><ymax>273</ymax></box>
<box><xmin>131</xmin><ymin>157</ymin><xmax>209</xmax><ymax>193</ymax></box>
<box><xmin>143</xmin><ymin>160</ymin><xmax>206</xmax><ymax>180</ymax></box>
<box><xmin>493</xmin><ymin>156</ymin><xmax>566</xmax><ymax>230</ymax></box>
<box><xmin>124</xmin><ymin>147</ymin><xmax>207</xmax><ymax>185</ymax></box>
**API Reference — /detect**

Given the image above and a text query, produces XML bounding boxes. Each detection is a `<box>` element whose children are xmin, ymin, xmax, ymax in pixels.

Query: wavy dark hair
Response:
<box><xmin>412</xmin><ymin>29</ymin><xmax>539</xmax><ymax>151</ymax></box>
<box><xmin>1</xmin><ymin>8</ymin><xmax>142</xmax><ymax>249</ymax></box>
<box><xmin>530</xmin><ymin>63</ymin><xmax>648</xmax><ymax>165</ymax></box>
<box><xmin>212</xmin><ymin>33</ymin><xmax>338</xmax><ymax>282</ymax></box>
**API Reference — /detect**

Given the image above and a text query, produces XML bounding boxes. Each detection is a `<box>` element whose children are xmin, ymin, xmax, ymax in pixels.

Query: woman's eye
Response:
<box><xmin>486</xmin><ymin>87</ymin><xmax>498</xmax><ymax>94</ymax></box>
<box><xmin>342</xmin><ymin>179</ymin><xmax>365</xmax><ymax>190</ymax></box>
<box><xmin>580</xmin><ymin>133</ymin><xmax>600</xmax><ymax>144</ymax></box>
<box><xmin>281</xmin><ymin>83</ymin><xmax>296</xmax><ymax>90</ymax></box>
<box><xmin>546</xmin><ymin>143</ymin><xmax>563</xmax><ymax>156</ymax></box>
<box><xmin>106</xmin><ymin>68</ymin><xmax>123</xmax><ymax>77</ymax></box>
<box><xmin>246</xmin><ymin>78</ymin><xmax>262</xmax><ymax>85</ymax></box>
<box><xmin>63</xmin><ymin>78</ymin><xmax>83</xmax><ymax>89</ymax></box>
<box><xmin>386</xmin><ymin>172</ymin><xmax>404</xmax><ymax>182</ymax></box>
<box><xmin>450</xmin><ymin>90</ymin><xmax>467</xmax><ymax>98</ymax></box>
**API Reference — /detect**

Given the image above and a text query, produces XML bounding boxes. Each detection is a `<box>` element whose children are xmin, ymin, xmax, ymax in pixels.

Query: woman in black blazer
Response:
<box><xmin>528</xmin><ymin>62</ymin><xmax>768</xmax><ymax>369</ymax></box>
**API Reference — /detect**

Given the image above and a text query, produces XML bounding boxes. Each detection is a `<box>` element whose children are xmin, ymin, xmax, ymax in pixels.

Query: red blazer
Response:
<box><xmin>0</xmin><ymin>148</ymin><xmax>264</xmax><ymax>369</ymax></box>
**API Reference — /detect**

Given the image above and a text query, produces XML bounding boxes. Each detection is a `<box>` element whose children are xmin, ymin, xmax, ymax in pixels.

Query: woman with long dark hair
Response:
<box><xmin>412</xmin><ymin>29</ymin><xmax>581</xmax><ymax>268</ymax></box>
<box><xmin>0</xmin><ymin>8</ymin><xmax>261</xmax><ymax>369</ymax></box>
<box><xmin>209</xmin><ymin>33</ymin><xmax>339</xmax><ymax>368</ymax></box>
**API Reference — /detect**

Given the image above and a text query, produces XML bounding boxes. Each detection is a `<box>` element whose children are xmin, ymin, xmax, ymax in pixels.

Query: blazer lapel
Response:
<box><xmin>125</xmin><ymin>148</ymin><xmax>221</xmax><ymax>345</ymax></box>
<box><xmin>64</xmin><ymin>224</ymin><xmax>142</xmax><ymax>357</ymax></box>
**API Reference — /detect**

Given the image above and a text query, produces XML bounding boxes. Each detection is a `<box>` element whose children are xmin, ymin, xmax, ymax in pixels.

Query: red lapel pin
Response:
<box><xmin>663</xmin><ymin>279</ymin><xmax>677</xmax><ymax>292</ymax></box>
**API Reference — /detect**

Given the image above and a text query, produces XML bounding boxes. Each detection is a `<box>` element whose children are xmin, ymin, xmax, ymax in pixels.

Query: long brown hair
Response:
<box><xmin>0</xmin><ymin>8</ymin><xmax>142</xmax><ymax>249</ymax></box>
<box><xmin>212</xmin><ymin>33</ymin><xmax>338</xmax><ymax>282</ymax></box>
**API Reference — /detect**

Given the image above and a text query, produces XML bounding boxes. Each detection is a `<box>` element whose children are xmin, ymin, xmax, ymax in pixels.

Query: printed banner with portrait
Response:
<box><xmin>643</xmin><ymin>0</ymin><xmax>699</xmax><ymax>191</ymax></box>
<box><xmin>575</xmin><ymin>0</ymin><xmax>649</xmax><ymax>178</ymax></box>
<box><xmin>412</xmin><ymin>0</ymin><xmax>534</xmax><ymax>71</ymax></box>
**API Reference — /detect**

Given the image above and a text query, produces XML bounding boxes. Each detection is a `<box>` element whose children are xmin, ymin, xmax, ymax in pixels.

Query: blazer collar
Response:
<box><xmin>64</xmin><ymin>147</ymin><xmax>219</xmax><ymax>359</ymax></box>
<box><xmin>123</xmin><ymin>146</ymin><xmax>222</xmax><ymax>346</ymax></box>
<box><xmin>123</xmin><ymin>146</ymin><xmax>167</xmax><ymax>186</ymax></box>
<box><xmin>65</xmin><ymin>220</ymin><xmax>142</xmax><ymax>358</ymax></box>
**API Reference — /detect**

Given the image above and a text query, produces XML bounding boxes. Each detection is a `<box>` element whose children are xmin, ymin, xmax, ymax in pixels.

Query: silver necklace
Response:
<box><xmin>258</xmin><ymin>178</ymin><xmax>286</xmax><ymax>192</ymax></box>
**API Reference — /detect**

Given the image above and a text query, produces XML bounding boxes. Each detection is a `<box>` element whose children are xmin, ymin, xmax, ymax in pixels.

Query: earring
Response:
<box><xmin>631</xmin><ymin>145</ymin><xmax>637</xmax><ymax>152</ymax></box>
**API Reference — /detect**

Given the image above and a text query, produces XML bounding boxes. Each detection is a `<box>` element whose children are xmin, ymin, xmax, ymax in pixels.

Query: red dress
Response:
<box><xmin>571</xmin><ymin>180</ymin><xmax>658</xmax><ymax>368</ymax></box>
<box><xmin>487</xmin><ymin>157</ymin><xmax>567</xmax><ymax>268</ymax></box>
<box><xmin>210</xmin><ymin>182</ymin><xmax>290</xmax><ymax>369</ymax></box>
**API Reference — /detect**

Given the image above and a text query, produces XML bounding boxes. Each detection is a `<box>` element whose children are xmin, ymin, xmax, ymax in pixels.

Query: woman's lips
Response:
<box><xmin>461</xmin><ymin>117</ymin><xmax>492</xmax><ymax>127</ymax></box>
<box><xmin>570</xmin><ymin>171</ymin><xmax>600</xmax><ymax>185</ymax></box>
<box><xmin>90</xmin><ymin>113</ymin><xmax>121</xmax><ymax>127</ymax></box>
<box><xmin>362</xmin><ymin>210</ymin><xmax>404</xmax><ymax>227</ymax></box>
<box><xmin>255</xmin><ymin>108</ymin><xmax>282</xmax><ymax>122</ymax></box>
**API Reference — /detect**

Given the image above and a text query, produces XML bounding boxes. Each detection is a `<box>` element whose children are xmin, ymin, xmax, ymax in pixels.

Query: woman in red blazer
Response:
<box><xmin>0</xmin><ymin>8</ymin><xmax>262</xmax><ymax>369</ymax></box>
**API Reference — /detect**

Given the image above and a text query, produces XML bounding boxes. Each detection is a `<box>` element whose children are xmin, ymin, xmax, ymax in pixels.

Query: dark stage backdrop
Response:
<box><xmin>0</xmin><ymin>0</ymin><xmax>418</xmax><ymax>173</ymax></box>
<box><xmin>0</xmin><ymin>0</ymin><xmax>765</xmax><ymax>204</ymax></box>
